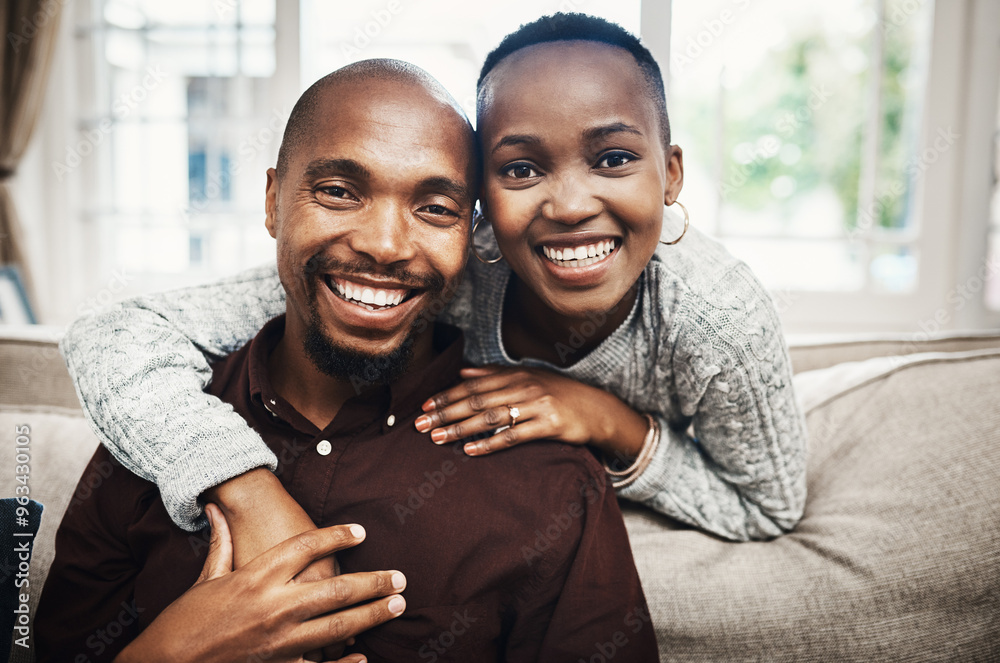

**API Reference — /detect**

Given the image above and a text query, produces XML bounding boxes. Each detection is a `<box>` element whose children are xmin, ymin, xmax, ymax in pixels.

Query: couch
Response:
<box><xmin>2</xmin><ymin>325</ymin><xmax>999</xmax><ymax>662</ymax></box>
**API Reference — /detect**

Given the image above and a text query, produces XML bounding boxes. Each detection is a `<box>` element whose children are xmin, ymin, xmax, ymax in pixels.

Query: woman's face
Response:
<box><xmin>478</xmin><ymin>40</ymin><xmax>683</xmax><ymax>318</ymax></box>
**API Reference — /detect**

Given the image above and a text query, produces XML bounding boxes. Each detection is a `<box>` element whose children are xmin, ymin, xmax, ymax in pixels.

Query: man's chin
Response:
<box><xmin>303</xmin><ymin>322</ymin><xmax>415</xmax><ymax>387</ymax></box>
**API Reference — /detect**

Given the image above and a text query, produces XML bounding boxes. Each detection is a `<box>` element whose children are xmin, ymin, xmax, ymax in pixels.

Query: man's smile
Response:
<box><xmin>327</xmin><ymin>275</ymin><xmax>414</xmax><ymax>311</ymax></box>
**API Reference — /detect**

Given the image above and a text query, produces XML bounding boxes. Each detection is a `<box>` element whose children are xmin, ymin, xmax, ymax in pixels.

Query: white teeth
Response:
<box><xmin>329</xmin><ymin>278</ymin><xmax>409</xmax><ymax>310</ymax></box>
<box><xmin>541</xmin><ymin>239</ymin><xmax>617</xmax><ymax>267</ymax></box>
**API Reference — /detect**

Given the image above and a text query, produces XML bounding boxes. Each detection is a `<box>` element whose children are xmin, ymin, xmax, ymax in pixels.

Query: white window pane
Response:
<box><xmin>723</xmin><ymin>238</ymin><xmax>865</xmax><ymax>292</ymax></box>
<box><xmin>671</xmin><ymin>0</ymin><xmax>932</xmax><ymax>293</ymax></box>
<box><xmin>300</xmin><ymin>0</ymin><xmax>641</xmax><ymax>122</ymax></box>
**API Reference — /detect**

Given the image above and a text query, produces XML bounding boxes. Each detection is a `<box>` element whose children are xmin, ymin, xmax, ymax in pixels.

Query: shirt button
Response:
<box><xmin>316</xmin><ymin>440</ymin><xmax>332</xmax><ymax>456</ymax></box>
<box><xmin>386</xmin><ymin>414</ymin><xmax>396</xmax><ymax>427</ymax></box>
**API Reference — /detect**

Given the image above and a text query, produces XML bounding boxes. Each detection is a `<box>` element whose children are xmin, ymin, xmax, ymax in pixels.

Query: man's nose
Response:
<box><xmin>540</xmin><ymin>171</ymin><xmax>602</xmax><ymax>225</ymax></box>
<box><xmin>347</xmin><ymin>202</ymin><xmax>416</xmax><ymax>265</ymax></box>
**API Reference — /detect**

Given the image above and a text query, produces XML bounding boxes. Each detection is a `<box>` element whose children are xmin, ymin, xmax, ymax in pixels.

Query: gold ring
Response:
<box><xmin>508</xmin><ymin>405</ymin><xmax>520</xmax><ymax>427</ymax></box>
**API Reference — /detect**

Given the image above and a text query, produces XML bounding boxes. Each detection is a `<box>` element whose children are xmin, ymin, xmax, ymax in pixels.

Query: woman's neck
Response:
<box><xmin>501</xmin><ymin>274</ymin><xmax>637</xmax><ymax>368</ymax></box>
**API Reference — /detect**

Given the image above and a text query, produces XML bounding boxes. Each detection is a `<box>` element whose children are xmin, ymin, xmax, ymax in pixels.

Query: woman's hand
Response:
<box><xmin>414</xmin><ymin>365</ymin><xmax>649</xmax><ymax>458</ymax></box>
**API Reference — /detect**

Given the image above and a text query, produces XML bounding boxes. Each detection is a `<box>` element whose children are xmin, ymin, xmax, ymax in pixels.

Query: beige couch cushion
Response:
<box><xmin>0</xmin><ymin>406</ymin><xmax>99</xmax><ymax>663</ymax></box>
<box><xmin>627</xmin><ymin>349</ymin><xmax>1000</xmax><ymax>661</ymax></box>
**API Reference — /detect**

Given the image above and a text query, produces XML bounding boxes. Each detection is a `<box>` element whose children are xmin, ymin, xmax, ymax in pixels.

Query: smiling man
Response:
<box><xmin>36</xmin><ymin>60</ymin><xmax>656</xmax><ymax>662</ymax></box>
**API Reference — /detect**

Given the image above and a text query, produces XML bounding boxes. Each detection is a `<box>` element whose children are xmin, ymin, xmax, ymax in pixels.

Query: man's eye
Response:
<box><xmin>503</xmin><ymin>163</ymin><xmax>539</xmax><ymax>179</ymax></box>
<box><xmin>319</xmin><ymin>186</ymin><xmax>351</xmax><ymax>198</ymax></box>
<box><xmin>596</xmin><ymin>153</ymin><xmax>634</xmax><ymax>169</ymax></box>
<box><xmin>424</xmin><ymin>204</ymin><xmax>453</xmax><ymax>216</ymax></box>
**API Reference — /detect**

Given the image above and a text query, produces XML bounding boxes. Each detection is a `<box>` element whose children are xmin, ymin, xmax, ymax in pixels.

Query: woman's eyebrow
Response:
<box><xmin>491</xmin><ymin>134</ymin><xmax>541</xmax><ymax>154</ymax></box>
<box><xmin>582</xmin><ymin>123</ymin><xmax>644</xmax><ymax>142</ymax></box>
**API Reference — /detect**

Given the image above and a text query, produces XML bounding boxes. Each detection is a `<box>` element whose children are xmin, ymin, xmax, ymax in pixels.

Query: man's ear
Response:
<box><xmin>265</xmin><ymin>167</ymin><xmax>279</xmax><ymax>238</ymax></box>
<box><xmin>664</xmin><ymin>145</ymin><xmax>685</xmax><ymax>206</ymax></box>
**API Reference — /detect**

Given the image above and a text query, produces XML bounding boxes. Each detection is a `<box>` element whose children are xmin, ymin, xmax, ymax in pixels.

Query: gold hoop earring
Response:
<box><xmin>472</xmin><ymin>215</ymin><xmax>503</xmax><ymax>264</ymax></box>
<box><xmin>660</xmin><ymin>200</ymin><xmax>689</xmax><ymax>245</ymax></box>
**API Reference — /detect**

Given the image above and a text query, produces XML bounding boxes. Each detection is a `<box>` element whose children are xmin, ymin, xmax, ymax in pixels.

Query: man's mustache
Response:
<box><xmin>304</xmin><ymin>253</ymin><xmax>446</xmax><ymax>292</ymax></box>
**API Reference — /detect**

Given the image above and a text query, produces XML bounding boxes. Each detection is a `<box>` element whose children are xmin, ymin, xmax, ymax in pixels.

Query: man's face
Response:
<box><xmin>266</xmin><ymin>79</ymin><xmax>475</xmax><ymax>373</ymax></box>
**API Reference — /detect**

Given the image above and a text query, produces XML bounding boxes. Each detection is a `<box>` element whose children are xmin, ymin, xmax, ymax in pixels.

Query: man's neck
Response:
<box><xmin>269</xmin><ymin>318</ymin><xmax>436</xmax><ymax>430</ymax></box>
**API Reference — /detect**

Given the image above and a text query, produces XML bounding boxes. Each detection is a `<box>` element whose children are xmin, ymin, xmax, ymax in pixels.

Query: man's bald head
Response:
<box><xmin>276</xmin><ymin>59</ymin><xmax>476</xmax><ymax>176</ymax></box>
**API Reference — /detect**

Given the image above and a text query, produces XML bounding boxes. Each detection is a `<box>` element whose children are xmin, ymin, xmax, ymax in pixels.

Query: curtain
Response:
<box><xmin>1</xmin><ymin>0</ymin><xmax>64</xmax><ymax>311</ymax></box>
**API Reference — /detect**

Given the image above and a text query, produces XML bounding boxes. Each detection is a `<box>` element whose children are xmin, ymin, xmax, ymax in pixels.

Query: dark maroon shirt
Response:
<box><xmin>37</xmin><ymin>317</ymin><xmax>658</xmax><ymax>662</ymax></box>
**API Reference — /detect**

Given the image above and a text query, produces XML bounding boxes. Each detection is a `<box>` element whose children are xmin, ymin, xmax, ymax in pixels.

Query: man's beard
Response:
<box><xmin>299</xmin><ymin>253</ymin><xmax>448</xmax><ymax>387</ymax></box>
<box><xmin>303</xmin><ymin>316</ymin><xmax>416</xmax><ymax>387</ymax></box>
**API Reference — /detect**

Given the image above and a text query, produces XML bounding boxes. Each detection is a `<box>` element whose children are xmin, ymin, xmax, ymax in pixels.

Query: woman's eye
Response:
<box><xmin>503</xmin><ymin>164</ymin><xmax>539</xmax><ymax>179</ymax></box>
<box><xmin>596</xmin><ymin>153</ymin><xmax>634</xmax><ymax>169</ymax></box>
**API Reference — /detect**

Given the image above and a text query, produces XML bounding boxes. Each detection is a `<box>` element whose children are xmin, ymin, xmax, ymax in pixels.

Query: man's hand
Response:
<box><xmin>204</xmin><ymin>469</ymin><xmax>346</xmax><ymax>659</ymax></box>
<box><xmin>114</xmin><ymin>504</ymin><xmax>407</xmax><ymax>663</ymax></box>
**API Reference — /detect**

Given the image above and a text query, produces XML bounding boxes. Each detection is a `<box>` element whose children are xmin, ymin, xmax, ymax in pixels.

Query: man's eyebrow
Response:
<box><xmin>420</xmin><ymin>176</ymin><xmax>470</xmax><ymax>204</ymax></box>
<box><xmin>582</xmin><ymin>122</ymin><xmax>644</xmax><ymax>142</ymax></box>
<box><xmin>491</xmin><ymin>134</ymin><xmax>541</xmax><ymax>155</ymax></box>
<box><xmin>302</xmin><ymin>158</ymin><xmax>371</xmax><ymax>182</ymax></box>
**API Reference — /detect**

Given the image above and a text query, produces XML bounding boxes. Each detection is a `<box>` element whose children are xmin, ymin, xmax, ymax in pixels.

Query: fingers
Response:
<box><xmin>329</xmin><ymin>655</ymin><xmax>367</xmax><ymax>663</ymax></box>
<box><xmin>419</xmin><ymin>370</ymin><xmax>517</xmax><ymax>413</ymax></box>
<box><xmin>426</xmin><ymin>403</ymin><xmax>527</xmax><ymax>444</ymax></box>
<box><xmin>197</xmin><ymin>503</ymin><xmax>233</xmax><ymax>584</ymax></box>
<box><xmin>295</xmin><ymin>593</ymin><xmax>406</xmax><ymax>652</ymax></box>
<box><xmin>297</xmin><ymin>569</ymin><xmax>406</xmax><ymax>616</ymax></box>
<box><xmin>463</xmin><ymin>419</ymin><xmax>549</xmax><ymax>456</ymax></box>
<box><xmin>251</xmin><ymin>524</ymin><xmax>367</xmax><ymax>581</ymax></box>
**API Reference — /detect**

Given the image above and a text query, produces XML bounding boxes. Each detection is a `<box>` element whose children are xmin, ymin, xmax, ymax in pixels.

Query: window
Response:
<box><xmin>669</xmin><ymin>0</ymin><xmax>933</xmax><ymax>294</ymax></box>
<box><xmin>47</xmin><ymin>0</ymin><xmax>998</xmax><ymax>332</ymax></box>
<box><xmin>73</xmin><ymin>0</ymin><xmax>281</xmax><ymax>293</ymax></box>
<box><xmin>988</xmin><ymin>81</ymin><xmax>1000</xmax><ymax>311</ymax></box>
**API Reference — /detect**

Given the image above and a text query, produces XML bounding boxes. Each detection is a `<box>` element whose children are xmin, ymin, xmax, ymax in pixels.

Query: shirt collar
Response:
<box><xmin>247</xmin><ymin>315</ymin><xmax>465</xmax><ymax>436</ymax></box>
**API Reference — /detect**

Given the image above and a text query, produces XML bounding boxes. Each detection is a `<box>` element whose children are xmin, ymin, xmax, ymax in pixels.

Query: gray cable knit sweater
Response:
<box><xmin>60</xmin><ymin>223</ymin><xmax>806</xmax><ymax>541</ymax></box>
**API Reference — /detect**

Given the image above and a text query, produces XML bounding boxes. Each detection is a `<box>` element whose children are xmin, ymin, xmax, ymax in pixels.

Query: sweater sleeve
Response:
<box><xmin>59</xmin><ymin>264</ymin><xmax>285</xmax><ymax>531</ymax></box>
<box><xmin>616</xmin><ymin>263</ymin><xmax>807</xmax><ymax>541</ymax></box>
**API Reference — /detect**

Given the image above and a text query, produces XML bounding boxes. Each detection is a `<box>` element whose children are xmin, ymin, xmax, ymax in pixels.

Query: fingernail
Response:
<box><xmin>414</xmin><ymin>415</ymin><xmax>431</xmax><ymax>432</ymax></box>
<box><xmin>421</xmin><ymin>399</ymin><xmax>436</xmax><ymax>411</ymax></box>
<box><xmin>388</xmin><ymin>595</ymin><xmax>406</xmax><ymax>614</ymax></box>
<box><xmin>431</xmin><ymin>429</ymin><xmax>447</xmax><ymax>444</ymax></box>
<box><xmin>350</xmin><ymin>524</ymin><xmax>365</xmax><ymax>539</ymax></box>
<box><xmin>464</xmin><ymin>443</ymin><xmax>478</xmax><ymax>456</ymax></box>
<box><xmin>391</xmin><ymin>571</ymin><xmax>406</xmax><ymax>590</ymax></box>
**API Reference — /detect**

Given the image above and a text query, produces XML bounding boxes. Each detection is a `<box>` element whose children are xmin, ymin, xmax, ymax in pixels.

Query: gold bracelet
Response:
<box><xmin>603</xmin><ymin>414</ymin><xmax>657</xmax><ymax>479</ymax></box>
<box><xmin>612</xmin><ymin>418</ymin><xmax>660</xmax><ymax>489</ymax></box>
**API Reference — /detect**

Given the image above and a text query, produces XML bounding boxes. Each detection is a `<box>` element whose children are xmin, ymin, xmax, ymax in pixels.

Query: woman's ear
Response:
<box><xmin>264</xmin><ymin>167</ymin><xmax>279</xmax><ymax>238</ymax></box>
<box><xmin>664</xmin><ymin>145</ymin><xmax>685</xmax><ymax>206</ymax></box>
